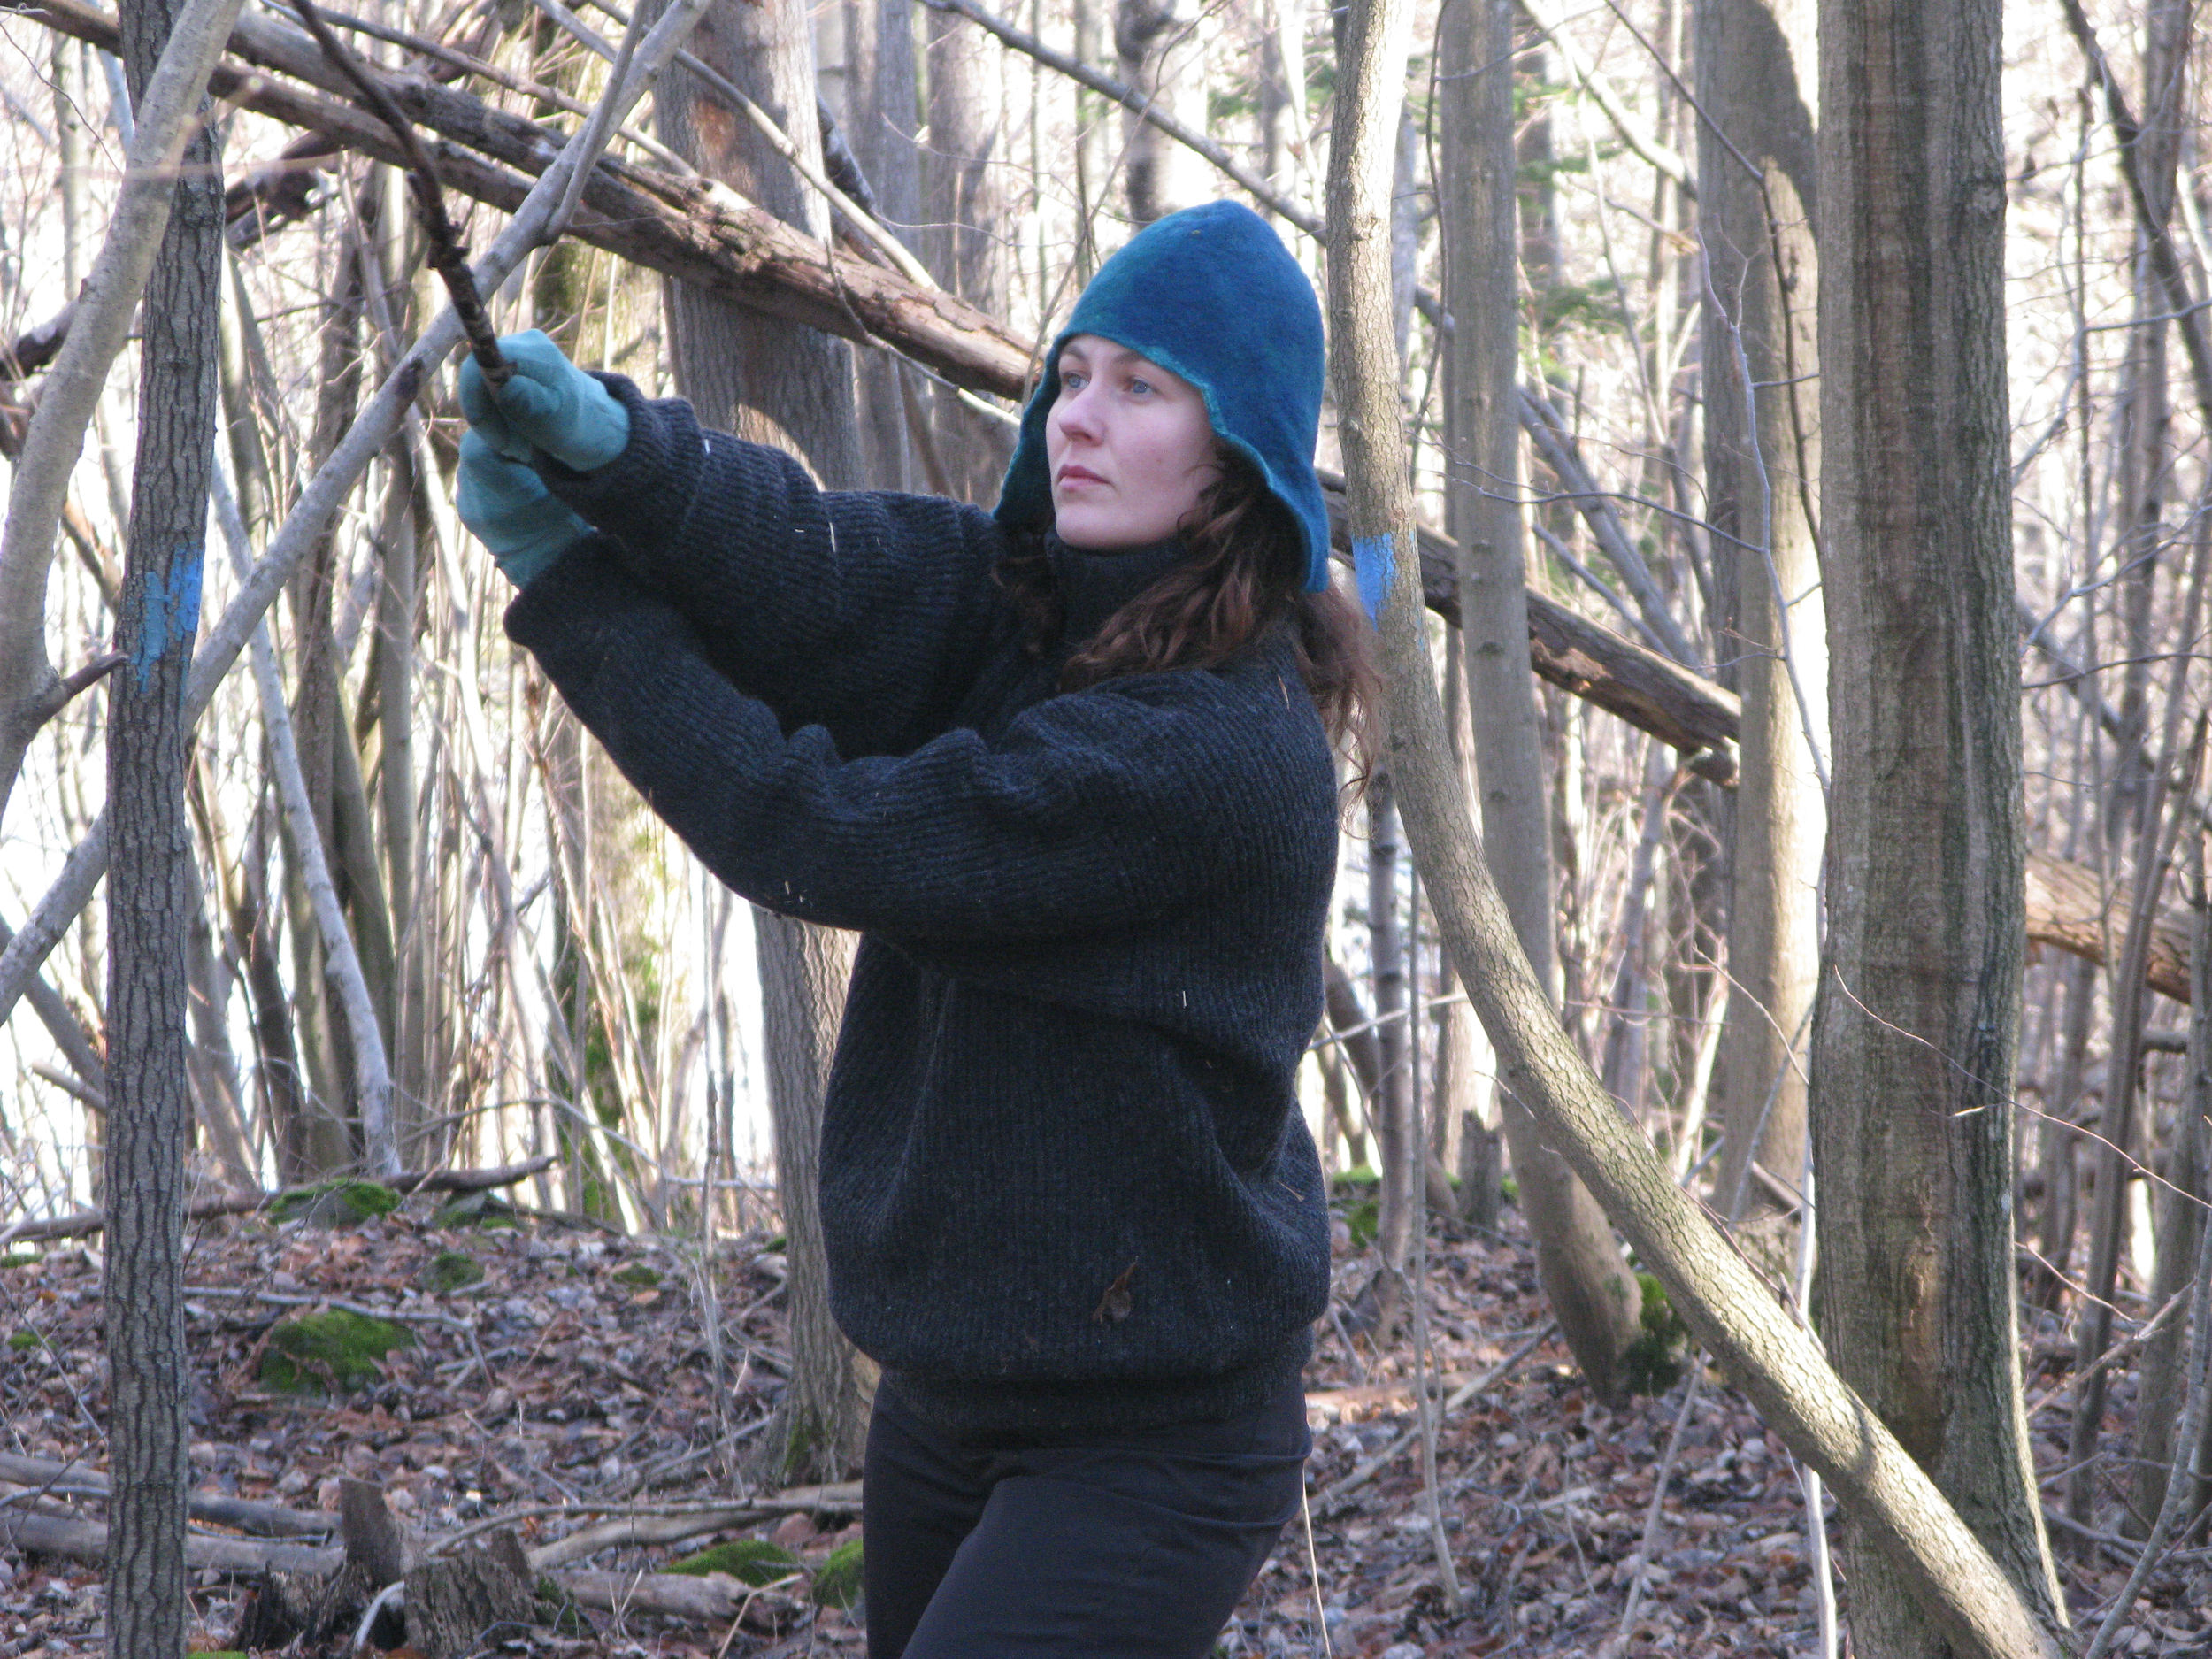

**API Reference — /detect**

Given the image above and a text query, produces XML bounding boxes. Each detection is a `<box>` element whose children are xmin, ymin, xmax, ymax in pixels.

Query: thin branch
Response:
<box><xmin>918</xmin><ymin>0</ymin><xmax>1321</xmax><ymax>240</ymax></box>
<box><xmin>284</xmin><ymin>0</ymin><xmax>508</xmax><ymax>383</ymax></box>
<box><xmin>2058</xmin><ymin>0</ymin><xmax>2212</xmax><ymax>425</ymax></box>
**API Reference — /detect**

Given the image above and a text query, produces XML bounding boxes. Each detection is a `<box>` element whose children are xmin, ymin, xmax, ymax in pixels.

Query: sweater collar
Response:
<box><xmin>1046</xmin><ymin>533</ymin><xmax>1191</xmax><ymax>645</ymax></box>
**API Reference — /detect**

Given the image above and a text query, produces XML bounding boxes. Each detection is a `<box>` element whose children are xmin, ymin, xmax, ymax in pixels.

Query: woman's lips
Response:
<box><xmin>1056</xmin><ymin>465</ymin><xmax>1105</xmax><ymax>488</ymax></box>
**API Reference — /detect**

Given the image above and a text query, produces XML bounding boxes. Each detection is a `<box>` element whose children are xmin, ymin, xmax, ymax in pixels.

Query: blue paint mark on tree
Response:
<box><xmin>1352</xmin><ymin>534</ymin><xmax>1395</xmax><ymax>623</ymax></box>
<box><xmin>131</xmin><ymin>549</ymin><xmax>205</xmax><ymax>691</ymax></box>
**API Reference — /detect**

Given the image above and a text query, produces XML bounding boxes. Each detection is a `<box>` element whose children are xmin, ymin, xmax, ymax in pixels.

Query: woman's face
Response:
<box><xmin>1046</xmin><ymin>335</ymin><xmax>1220</xmax><ymax>550</ymax></box>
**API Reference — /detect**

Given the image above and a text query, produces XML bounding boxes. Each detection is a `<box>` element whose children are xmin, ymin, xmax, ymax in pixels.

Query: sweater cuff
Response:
<box><xmin>535</xmin><ymin>373</ymin><xmax>704</xmax><ymax>548</ymax></box>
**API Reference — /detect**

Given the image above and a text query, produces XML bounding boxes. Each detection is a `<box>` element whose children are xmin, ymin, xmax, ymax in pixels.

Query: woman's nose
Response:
<box><xmin>1053</xmin><ymin>380</ymin><xmax>1102</xmax><ymax>440</ymax></box>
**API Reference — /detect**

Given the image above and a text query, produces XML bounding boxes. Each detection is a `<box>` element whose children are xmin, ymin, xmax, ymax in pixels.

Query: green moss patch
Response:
<box><xmin>419</xmin><ymin>1249</ymin><xmax>485</xmax><ymax>1293</ymax></box>
<box><xmin>611</xmin><ymin>1264</ymin><xmax>662</xmax><ymax>1289</ymax></box>
<box><xmin>258</xmin><ymin>1309</ymin><xmax>414</xmax><ymax>1394</ymax></box>
<box><xmin>668</xmin><ymin>1539</ymin><xmax>799</xmax><ymax>1586</ymax></box>
<box><xmin>0</xmin><ymin>1250</ymin><xmax>39</xmax><ymax>1271</ymax></box>
<box><xmin>811</xmin><ymin>1539</ymin><xmax>864</xmax><ymax>1610</ymax></box>
<box><xmin>1621</xmin><ymin>1271</ymin><xmax>1692</xmax><ymax>1396</ymax></box>
<box><xmin>9</xmin><ymin>1330</ymin><xmax>43</xmax><ymax>1351</ymax></box>
<box><xmin>432</xmin><ymin>1190</ymin><xmax>518</xmax><ymax>1230</ymax></box>
<box><xmin>268</xmin><ymin>1181</ymin><xmax>402</xmax><ymax>1227</ymax></box>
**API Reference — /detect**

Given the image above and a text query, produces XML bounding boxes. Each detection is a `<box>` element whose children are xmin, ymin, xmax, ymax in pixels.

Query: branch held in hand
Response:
<box><xmin>284</xmin><ymin>0</ymin><xmax>509</xmax><ymax>385</ymax></box>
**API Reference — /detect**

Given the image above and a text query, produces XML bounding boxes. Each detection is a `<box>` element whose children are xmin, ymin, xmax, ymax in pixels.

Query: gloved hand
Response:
<box><xmin>457</xmin><ymin>429</ymin><xmax>593</xmax><ymax>587</ymax></box>
<box><xmin>457</xmin><ymin>329</ymin><xmax>630</xmax><ymax>472</ymax></box>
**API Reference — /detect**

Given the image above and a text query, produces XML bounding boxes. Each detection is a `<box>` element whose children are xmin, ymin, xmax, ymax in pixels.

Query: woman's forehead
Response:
<box><xmin>1059</xmin><ymin>335</ymin><xmax>1164</xmax><ymax>373</ymax></box>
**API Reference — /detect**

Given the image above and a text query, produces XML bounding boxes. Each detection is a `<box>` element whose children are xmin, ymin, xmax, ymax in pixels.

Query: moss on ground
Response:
<box><xmin>812</xmin><ymin>1539</ymin><xmax>864</xmax><ymax>1609</ymax></box>
<box><xmin>268</xmin><ymin>1181</ymin><xmax>402</xmax><ymax>1227</ymax></box>
<box><xmin>668</xmin><ymin>1539</ymin><xmax>800</xmax><ymax>1586</ymax></box>
<box><xmin>258</xmin><ymin>1309</ymin><xmax>414</xmax><ymax>1394</ymax></box>
<box><xmin>419</xmin><ymin>1249</ymin><xmax>485</xmax><ymax>1293</ymax></box>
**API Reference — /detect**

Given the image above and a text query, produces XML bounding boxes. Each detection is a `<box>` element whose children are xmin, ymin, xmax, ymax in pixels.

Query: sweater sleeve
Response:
<box><xmin>534</xmin><ymin>374</ymin><xmax>1010</xmax><ymax>757</ymax></box>
<box><xmin>506</xmin><ymin>542</ymin><xmax>1305</xmax><ymax>945</ymax></box>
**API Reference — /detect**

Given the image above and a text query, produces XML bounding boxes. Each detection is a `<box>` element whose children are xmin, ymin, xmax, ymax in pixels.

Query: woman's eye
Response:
<box><xmin>1061</xmin><ymin>370</ymin><xmax>1087</xmax><ymax>390</ymax></box>
<box><xmin>1128</xmin><ymin>378</ymin><xmax>1155</xmax><ymax>396</ymax></box>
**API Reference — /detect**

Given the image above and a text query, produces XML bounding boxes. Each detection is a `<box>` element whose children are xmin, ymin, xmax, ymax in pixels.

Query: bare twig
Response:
<box><xmin>284</xmin><ymin>0</ymin><xmax>507</xmax><ymax>385</ymax></box>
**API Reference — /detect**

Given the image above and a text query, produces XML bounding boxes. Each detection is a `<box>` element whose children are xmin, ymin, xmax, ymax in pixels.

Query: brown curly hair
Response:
<box><xmin>995</xmin><ymin>445</ymin><xmax>1379</xmax><ymax>774</ymax></box>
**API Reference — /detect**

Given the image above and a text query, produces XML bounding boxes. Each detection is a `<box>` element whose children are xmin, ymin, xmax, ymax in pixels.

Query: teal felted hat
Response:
<box><xmin>995</xmin><ymin>202</ymin><xmax>1333</xmax><ymax>592</ymax></box>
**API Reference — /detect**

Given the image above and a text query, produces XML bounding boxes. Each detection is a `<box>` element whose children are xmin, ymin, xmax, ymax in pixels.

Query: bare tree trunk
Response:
<box><xmin>1115</xmin><ymin>0</ymin><xmax>1208</xmax><ymax>224</ymax></box>
<box><xmin>1438</xmin><ymin>0</ymin><xmax>1640</xmax><ymax>1400</ymax></box>
<box><xmin>658</xmin><ymin>0</ymin><xmax>875</xmax><ymax>1479</ymax></box>
<box><xmin>1367</xmin><ymin>776</ymin><xmax>1412</xmax><ymax>1338</ymax></box>
<box><xmin>1696</xmin><ymin>0</ymin><xmax>1824</xmax><ymax>1253</ymax></box>
<box><xmin>2132</xmin><ymin>827</ymin><xmax>2212</xmax><ymax>1532</ymax></box>
<box><xmin>844</xmin><ymin>0</ymin><xmax>922</xmax><ymax>489</ymax></box>
<box><xmin>1441</xmin><ymin>626</ymin><xmax>1499</xmax><ymax>1228</ymax></box>
<box><xmin>1071</xmin><ymin>0</ymin><xmax>1110</xmax><ymax>276</ymax></box>
<box><xmin>754</xmin><ymin>913</ymin><xmax>870</xmax><ymax>1477</ymax></box>
<box><xmin>921</xmin><ymin>2</ymin><xmax>1013</xmax><ymax>499</ymax></box>
<box><xmin>1256</xmin><ymin>0</ymin><xmax>1309</xmax><ymax>219</ymax></box>
<box><xmin>104</xmin><ymin>0</ymin><xmax>227</xmax><ymax>1647</ymax></box>
<box><xmin>1809</xmin><ymin>0</ymin><xmax>2064</xmax><ymax>1645</ymax></box>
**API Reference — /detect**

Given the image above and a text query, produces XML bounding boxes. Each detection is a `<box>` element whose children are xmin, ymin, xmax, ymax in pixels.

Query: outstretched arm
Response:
<box><xmin>460</xmin><ymin>332</ymin><xmax>1010</xmax><ymax>757</ymax></box>
<box><xmin>505</xmin><ymin>541</ymin><xmax>1320</xmax><ymax>948</ymax></box>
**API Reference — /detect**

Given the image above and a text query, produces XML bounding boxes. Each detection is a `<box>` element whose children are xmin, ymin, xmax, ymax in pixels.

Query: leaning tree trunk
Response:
<box><xmin>104</xmin><ymin>0</ymin><xmax>227</xmax><ymax>1651</ymax></box>
<box><xmin>1809</xmin><ymin>0</ymin><xmax>2065</xmax><ymax>1647</ymax></box>
<box><xmin>657</xmin><ymin>0</ymin><xmax>877</xmax><ymax>1482</ymax></box>
<box><xmin>1438</xmin><ymin>0</ymin><xmax>1640</xmax><ymax>1399</ymax></box>
<box><xmin>1330</xmin><ymin>0</ymin><xmax>2058</xmax><ymax>1652</ymax></box>
<box><xmin>1695</xmin><ymin>0</ymin><xmax>1825</xmax><ymax>1252</ymax></box>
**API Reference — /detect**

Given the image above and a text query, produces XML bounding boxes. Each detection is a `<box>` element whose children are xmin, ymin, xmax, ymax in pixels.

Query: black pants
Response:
<box><xmin>860</xmin><ymin>1378</ymin><xmax>1311</xmax><ymax>1657</ymax></box>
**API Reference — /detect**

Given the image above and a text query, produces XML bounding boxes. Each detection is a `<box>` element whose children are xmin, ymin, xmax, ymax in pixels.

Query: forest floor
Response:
<box><xmin>2</xmin><ymin>1184</ymin><xmax>2207</xmax><ymax>1658</ymax></box>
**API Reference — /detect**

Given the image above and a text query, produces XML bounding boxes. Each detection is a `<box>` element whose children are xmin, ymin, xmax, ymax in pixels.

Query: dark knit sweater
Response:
<box><xmin>505</xmin><ymin>378</ymin><xmax>1337</xmax><ymax>1440</ymax></box>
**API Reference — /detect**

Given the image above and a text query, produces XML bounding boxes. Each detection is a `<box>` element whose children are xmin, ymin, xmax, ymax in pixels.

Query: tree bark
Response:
<box><xmin>657</xmin><ymin>0</ymin><xmax>876</xmax><ymax>1480</ymax></box>
<box><xmin>1115</xmin><ymin>0</ymin><xmax>1209</xmax><ymax>224</ymax></box>
<box><xmin>1696</xmin><ymin>0</ymin><xmax>1824</xmax><ymax>1251</ymax></box>
<box><xmin>2131</xmin><ymin>828</ymin><xmax>2212</xmax><ymax>1532</ymax></box>
<box><xmin>1438</xmin><ymin>0</ymin><xmax>1640</xmax><ymax>1400</ymax></box>
<box><xmin>103</xmin><ymin>0</ymin><xmax>229</xmax><ymax>1650</ymax></box>
<box><xmin>754</xmin><ymin>912</ymin><xmax>871</xmax><ymax>1478</ymax></box>
<box><xmin>921</xmin><ymin>0</ymin><xmax>1014</xmax><ymax>499</ymax></box>
<box><xmin>843</xmin><ymin>0</ymin><xmax>923</xmax><ymax>489</ymax></box>
<box><xmin>1809</xmin><ymin>0</ymin><xmax>2064</xmax><ymax>1646</ymax></box>
<box><xmin>1367</xmin><ymin>776</ymin><xmax>1413</xmax><ymax>1337</ymax></box>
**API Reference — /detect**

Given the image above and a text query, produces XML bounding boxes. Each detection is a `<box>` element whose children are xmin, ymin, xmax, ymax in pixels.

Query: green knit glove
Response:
<box><xmin>457</xmin><ymin>329</ymin><xmax>630</xmax><ymax>472</ymax></box>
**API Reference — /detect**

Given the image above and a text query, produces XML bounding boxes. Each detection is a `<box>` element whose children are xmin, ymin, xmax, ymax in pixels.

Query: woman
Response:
<box><xmin>457</xmin><ymin>201</ymin><xmax>1374</xmax><ymax>1656</ymax></box>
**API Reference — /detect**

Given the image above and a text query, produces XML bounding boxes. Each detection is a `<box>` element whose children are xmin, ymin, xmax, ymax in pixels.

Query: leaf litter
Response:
<box><xmin>2</xmin><ymin>1193</ymin><xmax>2205</xmax><ymax>1656</ymax></box>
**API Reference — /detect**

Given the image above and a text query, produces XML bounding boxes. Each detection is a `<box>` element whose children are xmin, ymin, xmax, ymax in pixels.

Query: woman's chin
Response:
<box><xmin>1054</xmin><ymin>512</ymin><xmax>1167</xmax><ymax>552</ymax></box>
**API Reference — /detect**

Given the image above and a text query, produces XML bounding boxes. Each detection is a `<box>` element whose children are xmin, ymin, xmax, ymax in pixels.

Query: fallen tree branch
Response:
<box><xmin>0</xmin><ymin>1508</ymin><xmax>342</xmax><ymax>1577</ymax></box>
<box><xmin>562</xmin><ymin>1570</ymin><xmax>759</xmax><ymax>1621</ymax></box>
<box><xmin>4</xmin><ymin>1156</ymin><xmax>557</xmax><ymax>1241</ymax></box>
<box><xmin>526</xmin><ymin>1483</ymin><xmax>859</xmax><ymax>1571</ymax></box>
<box><xmin>1313</xmin><ymin>1325</ymin><xmax>1555</xmax><ymax>1512</ymax></box>
<box><xmin>0</xmin><ymin>1456</ymin><xmax>333</xmax><ymax>1538</ymax></box>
